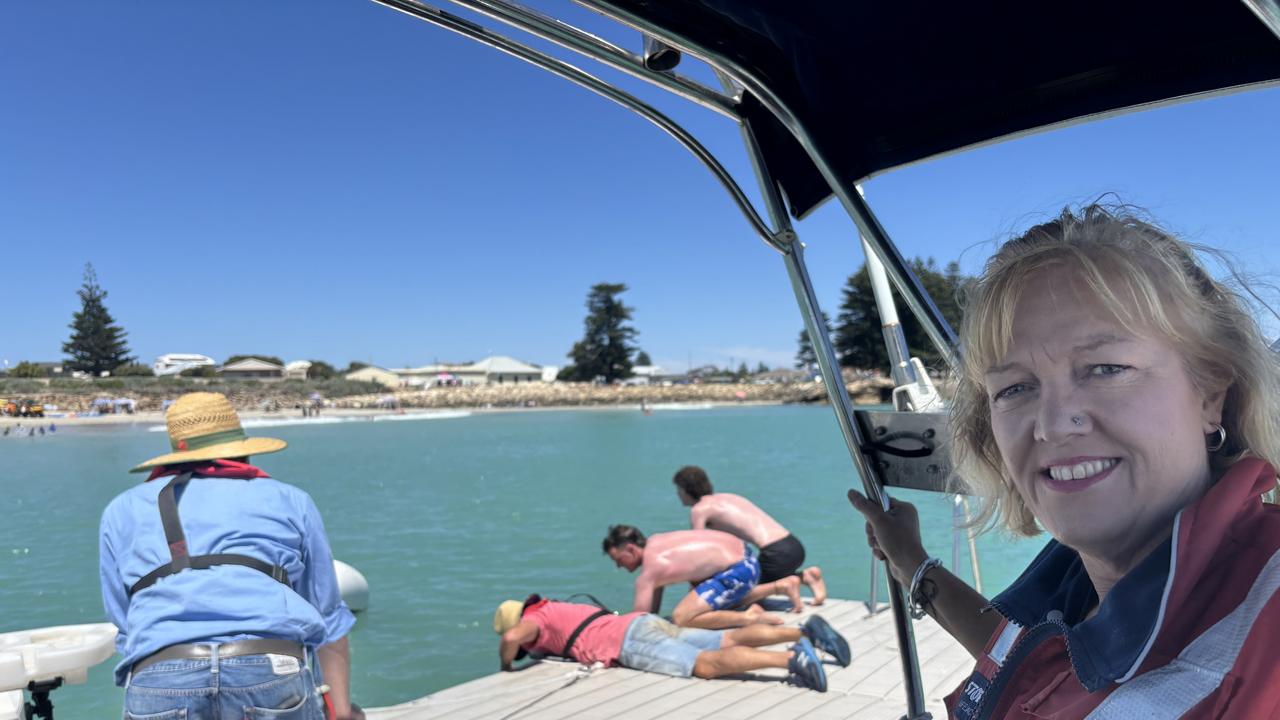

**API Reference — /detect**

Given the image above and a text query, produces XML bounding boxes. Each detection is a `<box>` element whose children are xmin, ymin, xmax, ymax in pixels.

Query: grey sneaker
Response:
<box><xmin>788</xmin><ymin>637</ymin><xmax>828</xmax><ymax>692</ymax></box>
<box><xmin>802</xmin><ymin>614</ymin><xmax>851</xmax><ymax>667</ymax></box>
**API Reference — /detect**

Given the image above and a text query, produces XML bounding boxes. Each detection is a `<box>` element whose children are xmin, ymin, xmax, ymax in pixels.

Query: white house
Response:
<box><xmin>220</xmin><ymin>358</ymin><xmax>284</xmax><ymax>381</ymax></box>
<box><xmin>346</xmin><ymin>366</ymin><xmax>402</xmax><ymax>389</ymax></box>
<box><xmin>457</xmin><ymin>356</ymin><xmax>543</xmax><ymax>384</ymax></box>
<box><xmin>623</xmin><ymin>364</ymin><xmax>665</xmax><ymax>386</ymax></box>
<box><xmin>153</xmin><ymin>353</ymin><xmax>215</xmax><ymax>377</ymax></box>
<box><xmin>284</xmin><ymin>360</ymin><xmax>312</xmax><ymax>381</ymax></box>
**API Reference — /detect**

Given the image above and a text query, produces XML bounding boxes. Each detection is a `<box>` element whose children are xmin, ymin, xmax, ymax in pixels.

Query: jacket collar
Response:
<box><xmin>989</xmin><ymin>458</ymin><xmax>1274</xmax><ymax>693</ymax></box>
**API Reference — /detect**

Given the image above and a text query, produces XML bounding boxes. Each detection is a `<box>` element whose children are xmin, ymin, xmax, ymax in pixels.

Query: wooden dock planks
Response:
<box><xmin>366</xmin><ymin>598</ymin><xmax>972</xmax><ymax>719</ymax></box>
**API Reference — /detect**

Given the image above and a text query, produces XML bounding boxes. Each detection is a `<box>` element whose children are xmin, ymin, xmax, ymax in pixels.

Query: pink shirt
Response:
<box><xmin>523</xmin><ymin>602</ymin><xmax>643</xmax><ymax>666</ymax></box>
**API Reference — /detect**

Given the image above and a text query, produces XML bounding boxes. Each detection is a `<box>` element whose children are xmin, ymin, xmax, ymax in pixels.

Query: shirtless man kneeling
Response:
<box><xmin>674</xmin><ymin>465</ymin><xmax>827</xmax><ymax>612</ymax></box>
<box><xmin>602</xmin><ymin>525</ymin><xmax>780</xmax><ymax>629</ymax></box>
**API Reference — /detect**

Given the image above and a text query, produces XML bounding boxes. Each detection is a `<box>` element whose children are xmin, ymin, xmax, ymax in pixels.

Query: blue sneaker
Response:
<box><xmin>802</xmin><ymin>614</ymin><xmax>851</xmax><ymax>667</ymax></box>
<box><xmin>788</xmin><ymin>637</ymin><xmax>828</xmax><ymax>692</ymax></box>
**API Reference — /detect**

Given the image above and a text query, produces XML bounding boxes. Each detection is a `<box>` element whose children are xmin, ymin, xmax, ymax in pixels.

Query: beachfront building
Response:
<box><xmin>623</xmin><ymin>364</ymin><xmax>665</xmax><ymax>386</ymax></box>
<box><xmin>380</xmin><ymin>356</ymin><xmax>545</xmax><ymax>386</ymax></box>
<box><xmin>457</xmin><ymin>356</ymin><xmax>542</xmax><ymax>384</ymax></box>
<box><xmin>220</xmin><ymin>358</ymin><xmax>284</xmax><ymax>381</ymax></box>
<box><xmin>153</xmin><ymin>354</ymin><xmax>215</xmax><ymax>377</ymax></box>
<box><xmin>346</xmin><ymin>366</ymin><xmax>402</xmax><ymax>389</ymax></box>
<box><xmin>284</xmin><ymin>360</ymin><xmax>312</xmax><ymax>381</ymax></box>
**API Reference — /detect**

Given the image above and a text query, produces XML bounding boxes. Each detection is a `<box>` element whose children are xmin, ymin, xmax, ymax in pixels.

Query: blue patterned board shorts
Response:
<box><xmin>694</xmin><ymin>552</ymin><xmax>761</xmax><ymax>611</ymax></box>
<box><xmin>123</xmin><ymin>650</ymin><xmax>325</xmax><ymax>720</ymax></box>
<box><xmin>618</xmin><ymin>614</ymin><xmax>724</xmax><ymax>677</ymax></box>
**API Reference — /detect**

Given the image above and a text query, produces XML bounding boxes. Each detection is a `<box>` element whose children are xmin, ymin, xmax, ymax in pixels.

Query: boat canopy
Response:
<box><xmin>594</xmin><ymin>0</ymin><xmax>1280</xmax><ymax>218</ymax></box>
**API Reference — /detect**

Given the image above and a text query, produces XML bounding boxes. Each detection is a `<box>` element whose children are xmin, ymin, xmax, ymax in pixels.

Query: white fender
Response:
<box><xmin>0</xmin><ymin>623</ymin><xmax>117</xmax><ymax>694</ymax></box>
<box><xmin>334</xmin><ymin>559</ymin><xmax>369</xmax><ymax>613</ymax></box>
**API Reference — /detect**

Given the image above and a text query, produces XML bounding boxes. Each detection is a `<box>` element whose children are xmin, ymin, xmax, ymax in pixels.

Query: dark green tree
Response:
<box><xmin>735</xmin><ymin>361</ymin><xmax>749</xmax><ymax>379</ymax></box>
<box><xmin>11</xmin><ymin>361</ymin><xmax>46</xmax><ymax>378</ymax></box>
<box><xmin>834</xmin><ymin>258</ymin><xmax>966</xmax><ymax>371</ymax></box>
<box><xmin>63</xmin><ymin>264</ymin><xmax>134</xmax><ymax>376</ymax></box>
<box><xmin>180</xmin><ymin>365</ymin><xmax>218</xmax><ymax>378</ymax></box>
<box><xmin>794</xmin><ymin>311</ymin><xmax>832</xmax><ymax>369</ymax></box>
<box><xmin>342</xmin><ymin>361</ymin><xmax>370</xmax><ymax>375</ymax></box>
<box><xmin>635</xmin><ymin>350</ymin><xmax>653</xmax><ymax>366</ymax></box>
<box><xmin>307</xmin><ymin>361</ymin><xmax>337</xmax><ymax>380</ymax></box>
<box><xmin>562</xmin><ymin>283</ymin><xmax>639</xmax><ymax>383</ymax></box>
<box><xmin>113</xmin><ymin>363</ymin><xmax>155</xmax><ymax>376</ymax></box>
<box><xmin>754</xmin><ymin>362</ymin><xmax>770</xmax><ymax>374</ymax></box>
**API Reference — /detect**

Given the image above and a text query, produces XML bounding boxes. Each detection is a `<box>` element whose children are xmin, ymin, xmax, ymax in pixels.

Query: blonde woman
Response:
<box><xmin>849</xmin><ymin>204</ymin><xmax>1280</xmax><ymax>719</ymax></box>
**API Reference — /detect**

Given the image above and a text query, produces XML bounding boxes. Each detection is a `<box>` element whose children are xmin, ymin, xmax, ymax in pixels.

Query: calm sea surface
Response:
<box><xmin>0</xmin><ymin>404</ymin><xmax>1046</xmax><ymax>716</ymax></box>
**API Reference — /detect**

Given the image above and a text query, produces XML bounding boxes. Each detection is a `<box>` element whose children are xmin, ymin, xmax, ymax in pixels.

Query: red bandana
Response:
<box><xmin>147</xmin><ymin>459</ymin><xmax>271</xmax><ymax>482</ymax></box>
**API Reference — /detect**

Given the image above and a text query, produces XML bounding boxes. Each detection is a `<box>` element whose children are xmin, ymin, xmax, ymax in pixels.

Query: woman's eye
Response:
<box><xmin>993</xmin><ymin>383</ymin><xmax>1029</xmax><ymax>402</ymax></box>
<box><xmin>1088</xmin><ymin>364</ymin><xmax>1129</xmax><ymax>378</ymax></box>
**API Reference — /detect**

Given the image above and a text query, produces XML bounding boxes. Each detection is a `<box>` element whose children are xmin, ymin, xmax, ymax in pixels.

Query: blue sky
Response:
<box><xmin>3</xmin><ymin>1</ymin><xmax>1278</xmax><ymax>373</ymax></box>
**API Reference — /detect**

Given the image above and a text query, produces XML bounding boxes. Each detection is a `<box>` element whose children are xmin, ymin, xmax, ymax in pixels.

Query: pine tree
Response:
<box><xmin>635</xmin><ymin>350</ymin><xmax>653</xmax><ymax>366</ymax></box>
<box><xmin>63</xmin><ymin>263</ymin><xmax>134</xmax><ymax>376</ymax></box>
<box><xmin>562</xmin><ymin>283</ymin><xmax>639</xmax><ymax>383</ymax></box>
<box><xmin>833</xmin><ymin>258</ymin><xmax>966</xmax><ymax>372</ymax></box>
<box><xmin>794</xmin><ymin>311</ymin><xmax>832</xmax><ymax>369</ymax></box>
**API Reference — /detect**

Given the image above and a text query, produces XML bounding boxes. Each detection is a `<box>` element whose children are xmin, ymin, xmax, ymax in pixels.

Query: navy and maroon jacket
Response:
<box><xmin>946</xmin><ymin>458</ymin><xmax>1280</xmax><ymax>719</ymax></box>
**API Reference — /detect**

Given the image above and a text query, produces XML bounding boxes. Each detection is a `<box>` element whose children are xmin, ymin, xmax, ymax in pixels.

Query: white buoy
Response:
<box><xmin>334</xmin><ymin>559</ymin><xmax>369</xmax><ymax>612</ymax></box>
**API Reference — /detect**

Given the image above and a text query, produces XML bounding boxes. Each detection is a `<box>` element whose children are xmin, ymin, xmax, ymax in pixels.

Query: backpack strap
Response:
<box><xmin>127</xmin><ymin>472</ymin><xmax>291</xmax><ymax>597</ymax></box>
<box><xmin>561</xmin><ymin>609</ymin><xmax>611</xmax><ymax>660</ymax></box>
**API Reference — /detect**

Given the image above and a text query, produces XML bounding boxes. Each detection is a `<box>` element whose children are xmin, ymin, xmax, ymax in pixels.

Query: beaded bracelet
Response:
<box><xmin>907</xmin><ymin>556</ymin><xmax>942</xmax><ymax>620</ymax></box>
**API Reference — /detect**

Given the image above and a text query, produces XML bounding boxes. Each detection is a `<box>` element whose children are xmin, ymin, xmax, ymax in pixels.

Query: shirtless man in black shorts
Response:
<box><xmin>673</xmin><ymin>466</ymin><xmax>827</xmax><ymax>610</ymax></box>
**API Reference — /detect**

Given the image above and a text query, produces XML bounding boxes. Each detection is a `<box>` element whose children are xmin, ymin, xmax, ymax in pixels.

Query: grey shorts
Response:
<box><xmin>617</xmin><ymin>614</ymin><xmax>724</xmax><ymax>677</ymax></box>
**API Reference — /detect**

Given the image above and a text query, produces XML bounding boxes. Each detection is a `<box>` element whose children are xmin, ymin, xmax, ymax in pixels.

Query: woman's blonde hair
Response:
<box><xmin>952</xmin><ymin>203</ymin><xmax>1280</xmax><ymax>536</ymax></box>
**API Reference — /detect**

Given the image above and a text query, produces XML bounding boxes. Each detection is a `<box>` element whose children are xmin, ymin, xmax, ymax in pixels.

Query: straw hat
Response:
<box><xmin>131</xmin><ymin>392</ymin><xmax>286</xmax><ymax>472</ymax></box>
<box><xmin>493</xmin><ymin>599</ymin><xmax>524</xmax><ymax>635</ymax></box>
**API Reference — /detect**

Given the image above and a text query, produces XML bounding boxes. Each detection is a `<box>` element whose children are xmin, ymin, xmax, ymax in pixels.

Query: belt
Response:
<box><xmin>133</xmin><ymin>639</ymin><xmax>305</xmax><ymax>674</ymax></box>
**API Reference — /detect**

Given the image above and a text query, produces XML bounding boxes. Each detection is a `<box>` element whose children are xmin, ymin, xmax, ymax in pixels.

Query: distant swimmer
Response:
<box><xmin>674</xmin><ymin>465</ymin><xmax>827</xmax><ymax>610</ymax></box>
<box><xmin>602</xmin><ymin>525</ymin><xmax>788</xmax><ymax>629</ymax></box>
<box><xmin>493</xmin><ymin>594</ymin><xmax>848</xmax><ymax>692</ymax></box>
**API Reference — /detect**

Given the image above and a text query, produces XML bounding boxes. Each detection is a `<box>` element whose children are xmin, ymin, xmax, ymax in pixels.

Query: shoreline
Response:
<box><xmin>0</xmin><ymin>399</ymin><xmax>801</xmax><ymax>429</ymax></box>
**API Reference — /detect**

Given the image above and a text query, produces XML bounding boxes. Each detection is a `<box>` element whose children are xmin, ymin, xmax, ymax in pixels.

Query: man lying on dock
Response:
<box><xmin>602</xmin><ymin>524</ymin><xmax>789</xmax><ymax>629</ymax></box>
<box><xmin>493</xmin><ymin>595</ymin><xmax>851</xmax><ymax>692</ymax></box>
<box><xmin>674</xmin><ymin>465</ymin><xmax>827</xmax><ymax>611</ymax></box>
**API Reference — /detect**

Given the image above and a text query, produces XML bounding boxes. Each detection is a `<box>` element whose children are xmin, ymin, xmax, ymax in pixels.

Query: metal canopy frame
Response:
<box><xmin>369</xmin><ymin>1</ymin><xmax>1278</xmax><ymax>716</ymax></box>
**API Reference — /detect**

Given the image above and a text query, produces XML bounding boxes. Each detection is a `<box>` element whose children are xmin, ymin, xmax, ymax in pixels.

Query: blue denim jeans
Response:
<box><xmin>617</xmin><ymin>614</ymin><xmax>724</xmax><ymax>677</ymax></box>
<box><xmin>123</xmin><ymin>647</ymin><xmax>325</xmax><ymax>720</ymax></box>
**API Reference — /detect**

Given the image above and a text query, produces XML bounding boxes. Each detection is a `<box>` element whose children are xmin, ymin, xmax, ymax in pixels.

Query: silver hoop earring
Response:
<box><xmin>1207</xmin><ymin>425</ymin><xmax>1227</xmax><ymax>453</ymax></box>
<box><xmin>1071</xmin><ymin>416</ymin><xmax>1084</xmax><ymax>427</ymax></box>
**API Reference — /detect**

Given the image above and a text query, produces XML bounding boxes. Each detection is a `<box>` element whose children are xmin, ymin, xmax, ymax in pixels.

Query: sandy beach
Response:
<box><xmin>1</xmin><ymin>375</ymin><xmax>897</xmax><ymax>429</ymax></box>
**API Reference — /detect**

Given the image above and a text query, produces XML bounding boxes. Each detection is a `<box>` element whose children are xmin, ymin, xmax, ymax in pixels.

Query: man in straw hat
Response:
<box><xmin>98</xmin><ymin>392</ymin><xmax>363</xmax><ymax>720</ymax></box>
<box><xmin>493</xmin><ymin>593</ymin><xmax>850</xmax><ymax>692</ymax></box>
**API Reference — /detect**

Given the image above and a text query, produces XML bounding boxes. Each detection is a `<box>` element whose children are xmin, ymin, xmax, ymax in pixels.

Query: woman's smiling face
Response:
<box><xmin>986</xmin><ymin>265</ymin><xmax>1224</xmax><ymax>564</ymax></box>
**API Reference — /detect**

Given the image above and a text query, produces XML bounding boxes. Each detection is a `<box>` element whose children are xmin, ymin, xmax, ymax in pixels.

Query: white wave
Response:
<box><xmin>645</xmin><ymin>403</ymin><xmax>718</xmax><ymax>411</ymax></box>
<box><xmin>148</xmin><ymin>411</ymin><xmax>471</xmax><ymax>432</ymax></box>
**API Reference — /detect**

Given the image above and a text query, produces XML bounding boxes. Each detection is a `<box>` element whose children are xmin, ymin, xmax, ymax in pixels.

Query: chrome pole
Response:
<box><xmin>442</xmin><ymin>0</ymin><xmax>739</xmax><ymax>118</ymax></box>
<box><xmin>370</xmin><ymin>0</ymin><xmax>780</xmax><ymax>248</ymax></box>
<box><xmin>583</xmin><ymin>0</ymin><xmax>960</xmax><ymax>372</ymax></box>
<box><xmin>727</xmin><ymin>79</ymin><xmax>932</xmax><ymax>720</ymax></box>
<box><xmin>780</xmin><ymin>237</ymin><xmax>931</xmax><ymax>720</ymax></box>
<box><xmin>963</xmin><ymin>496</ymin><xmax>984</xmax><ymax>594</ymax></box>
<box><xmin>863</xmin><ymin>236</ymin><xmax>917</xmax><ymax>388</ymax></box>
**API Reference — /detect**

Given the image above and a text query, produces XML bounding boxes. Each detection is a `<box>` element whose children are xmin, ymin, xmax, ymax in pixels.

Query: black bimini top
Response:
<box><xmin>595</xmin><ymin>1</ymin><xmax>1280</xmax><ymax>218</ymax></box>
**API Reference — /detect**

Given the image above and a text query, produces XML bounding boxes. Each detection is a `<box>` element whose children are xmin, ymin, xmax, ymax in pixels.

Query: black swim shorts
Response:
<box><xmin>757</xmin><ymin>534</ymin><xmax>805</xmax><ymax>583</ymax></box>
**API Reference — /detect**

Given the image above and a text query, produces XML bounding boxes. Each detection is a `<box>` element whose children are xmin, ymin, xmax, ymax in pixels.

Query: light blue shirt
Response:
<box><xmin>99</xmin><ymin>474</ymin><xmax>356</xmax><ymax>686</ymax></box>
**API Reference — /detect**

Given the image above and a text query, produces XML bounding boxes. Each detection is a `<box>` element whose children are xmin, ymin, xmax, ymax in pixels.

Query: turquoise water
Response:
<box><xmin>0</xmin><ymin>405</ymin><xmax>1045</xmax><ymax>716</ymax></box>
